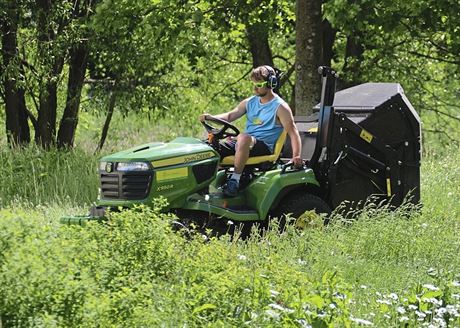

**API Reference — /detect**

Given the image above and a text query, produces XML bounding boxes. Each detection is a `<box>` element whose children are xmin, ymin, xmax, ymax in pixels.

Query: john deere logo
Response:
<box><xmin>106</xmin><ymin>162</ymin><xmax>113</xmax><ymax>173</ymax></box>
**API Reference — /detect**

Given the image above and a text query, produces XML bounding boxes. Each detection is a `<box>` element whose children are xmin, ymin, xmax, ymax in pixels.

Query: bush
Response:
<box><xmin>0</xmin><ymin>206</ymin><xmax>356</xmax><ymax>327</ymax></box>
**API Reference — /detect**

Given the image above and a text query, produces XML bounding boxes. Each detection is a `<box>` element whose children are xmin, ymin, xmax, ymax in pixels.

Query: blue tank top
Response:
<box><xmin>245</xmin><ymin>95</ymin><xmax>284</xmax><ymax>152</ymax></box>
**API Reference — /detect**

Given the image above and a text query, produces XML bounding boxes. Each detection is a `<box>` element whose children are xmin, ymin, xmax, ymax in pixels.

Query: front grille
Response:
<box><xmin>100</xmin><ymin>172</ymin><xmax>152</xmax><ymax>200</ymax></box>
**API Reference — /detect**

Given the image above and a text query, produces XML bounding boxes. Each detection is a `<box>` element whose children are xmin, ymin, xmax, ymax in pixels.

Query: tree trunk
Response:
<box><xmin>35</xmin><ymin>0</ymin><xmax>65</xmax><ymax>148</ymax></box>
<box><xmin>57</xmin><ymin>42</ymin><xmax>89</xmax><ymax>149</ymax></box>
<box><xmin>1</xmin><ymin>0</ymin><xmax>30</xmax><ymax>146</ymax></box>
<box><xmin>295</xmin><ymin>0</ymin><xmax>322</xmax><ymax>116</ymax></box>
<box><xmin>246</xmin><ymin>23</ymin><xmax>274</xmax><ymax>68</ymax></box>
<box><xmin>36</xmin><ymin>74</ymin><xmax>61</xmax><ymax>148</ymax></box>
<box><xmin>95</xmin><ymin>88</ymin><xmax>117</xmax><ymax>154</ymax></box>
<box><xmin>341</xmin><ymin>34</ymin><xmax>365</xmax><ymax>88</ymax></box>
<box><xmin>321</xmin><ymin>18</ymin><xmax>336</xmax><ymax>68</ymax></box>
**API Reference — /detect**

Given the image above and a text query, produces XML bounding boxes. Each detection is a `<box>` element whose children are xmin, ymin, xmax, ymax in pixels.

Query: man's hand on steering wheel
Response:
<box><xmin>200</xmin><ymin>115</ymin><xmax>240</xmax><ymax>140</ymax></box>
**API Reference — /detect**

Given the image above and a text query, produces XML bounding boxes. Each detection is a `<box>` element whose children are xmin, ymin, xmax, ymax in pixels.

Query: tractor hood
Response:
<box><xmin>100</xmin><ymin>137</ymin><xmax>218</xmax><ymax>168</ymax></box>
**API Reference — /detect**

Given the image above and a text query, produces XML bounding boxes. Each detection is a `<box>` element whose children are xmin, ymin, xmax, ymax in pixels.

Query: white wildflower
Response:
<box><xmin>265</xmin><ymin>309</ymin><xmax>280</xmax><ymax>319</ymax></box>
<box><xmin>237</xmin><ymin>254</ymin><xmax>247</xmax><ymax>261</ymax></box>
<box><xmin>350</xmin><ymin>316</ymin><xmax>373</xmax><ymax>326</ymax></box>
<box><xmin>329</xmin><ymin>303</ymin><xmax>337</xmax><ymax>309</ymax></box>
<box><xmin>421</xmin><ymin>223</ymin><xmax>428</xmax><ymax>228</ymax></box>
<box><xmin>333</xmin><ymin>292</ymin><xmax>346</xmax><ymax>300</ymax></box>
<box><xmin>408</xmin><ymin>304</ymin><xmax>418</xmax><ymax>310</ymax></box>
<box><xmin>423</xmin><ymin>284</ymin><xmax>439</xmax><ymax>291</ymax></box>
<box><xmin>427</xmin><ymin>268</ymin><xmax>438</xmax><ymax>276</ymax></box>
<box><xmin>436</xmin><ymin>307</ymin><xmax>447</xmax><ymax>316</ymax></box>
<box><xmin>269</xmin><ymin>303</ymin><xmax>294</xmax><ymax>313</ymax></box>
<box><xmin>270</xmin><ymin>289</ymin><xmax>280</xmax><ymax>297</ymax></box>
<box><xmin>360</xmin><ymin>285</ymin><xmax>368</xmax><ymax>289</ymax></box>
<box><xmin>317</xmin><ymin>311</ymin><xmax>327</xmax><ymax>319</ymax></box>
<box><xmin>243</xmin><ymin>288</ymin><xmax>251</xmax><ymax>293</ymax></box>
<box><xmin>452</xmin><ymin>294</ymin><xmax>460</xmax><ymax>300</ymax></box>
<box><xmin>424</xmin><ymin>297</ymin><xmax>442</xmax><ymax>306</ymax></box>
<box><xmin>383</xmin><ymin>314</ymin><xmax>391</xmax><ymax>319</ymax></box>
<box><xmin>432</xmin><ymin>317</ymin><xmax>447</xmax><ymax>328</ymax></box>
<box><xmin>416</xmin><ymin>310</ymin><xmax>427</xmax><ymax>318</ymax></box>
<box><xmin>446</xmin><ymin>305</ymin><xmax>459</xmax><ymax>316</ymax></box>
<box><xmin>298</xmin><ymin>259</ymin><xmax>307</xmax><ymax>265</ymax></box>
<box><xmin>389</xmin><ymin>293</ymin><xmax>398</xmax><ymax>300</ymax></box>
<box><xmin>376</xmin><ymin>299</ymin><xmax>392</xmax><ymax>305</ymax></box>
<box><xmin>397</xmin><ymin>306</ymin><xmax>406</xmax><ymax>314</ymax></box>
<box><xmin>452</xmin><ymin>280</ymin><xmax>460</xmax><ymax>287</ymax></box>
<box><xmin>399</xmin><ymin>316</ymin><xmax>409</xmax><ymax>322</ymax></box>
<box><xmin>269</xmin><ymin>303</ymin><xmax>284</xmax><ymax>311</ymax></box>
<box><xmin>295</xmin><ymin>319</ymin><xmax>312</xmax><ymax>328</ymax></box>
<box><xmin>304</xmin><ymin>309</ymin><xmax>313</xmax><ymax>316</ymax></box>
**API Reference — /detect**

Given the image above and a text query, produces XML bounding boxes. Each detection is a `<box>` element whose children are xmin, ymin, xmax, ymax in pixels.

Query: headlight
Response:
<box><xmin>117</xmin><ymin>162</ymin><xmax>150</xmax><ymax>171</ymax></box>
<box><xmin>99</xmin><ymin>161</ymin><xmax>107</xmax><ymax>171</ymax></box>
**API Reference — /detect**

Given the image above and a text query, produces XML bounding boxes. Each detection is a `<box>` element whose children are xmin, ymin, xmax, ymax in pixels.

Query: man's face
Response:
<box><xmin>252</xmin><ymin>79</ymin><xmax>269</xmax><ymax>96</ymax></box>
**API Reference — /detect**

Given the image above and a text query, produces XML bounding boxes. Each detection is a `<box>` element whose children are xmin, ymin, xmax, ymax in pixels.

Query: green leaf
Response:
<box><xmin>193</xmin><ymin>303</ymin><xmax>217</xmax><ymax>314</ymax></box>
<box><xmin>421</xmin><ymin>290</ymin><xmax>443</xmax><ymax>299</ymax></box>
<box><xmin>307</xmin><ymin>295</ymin><xmax>325</xmax><ymax>308</ymax></box>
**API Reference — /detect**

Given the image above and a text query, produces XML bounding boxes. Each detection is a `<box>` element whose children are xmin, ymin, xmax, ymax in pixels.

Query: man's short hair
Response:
<box><xmin>250</xmin><ymin>65</ymin><xmax>275</xmax><ymax>82</ymax></box>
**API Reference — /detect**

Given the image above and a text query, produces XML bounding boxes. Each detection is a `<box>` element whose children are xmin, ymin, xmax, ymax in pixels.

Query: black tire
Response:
<box><xmin>270</xmin><ymin>192</ymin><xmax>331</xmax><ymax>230</ymax></box>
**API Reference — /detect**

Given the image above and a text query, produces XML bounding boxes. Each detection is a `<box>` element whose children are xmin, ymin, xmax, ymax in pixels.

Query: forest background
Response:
<box><xmin>1</xmin><ymin>0</ymin><xmax>460</xmax><ymax>150</ymax></box>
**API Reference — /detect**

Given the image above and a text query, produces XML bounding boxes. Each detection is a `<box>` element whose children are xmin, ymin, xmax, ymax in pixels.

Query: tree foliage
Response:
<box><xmin>1</xmin><ymin>0</ymin><xmax>459</xmax><ymax>149</ymax></box>
<box><xmin>323</xmin><ymin>0</ymin><xmax>460</xmax><ymax>143</ymax></box>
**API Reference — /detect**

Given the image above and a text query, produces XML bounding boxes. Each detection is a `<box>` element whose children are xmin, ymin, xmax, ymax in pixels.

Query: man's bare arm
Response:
<box><xmin>200</xmin><ymin>98</ymin><xmax>248</xmax><ymax>122</ymax></box>
<box><xmin>277</xmin><ymin>103</ymin><xmax>302</xmax><ymax>165</ymax></box>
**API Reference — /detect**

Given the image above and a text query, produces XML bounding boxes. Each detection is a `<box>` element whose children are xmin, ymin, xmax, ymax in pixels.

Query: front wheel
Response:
<box><xmin>270</xmin><ymin>192</ymin><xmax>331</xmax><ymax>230</ymax></box>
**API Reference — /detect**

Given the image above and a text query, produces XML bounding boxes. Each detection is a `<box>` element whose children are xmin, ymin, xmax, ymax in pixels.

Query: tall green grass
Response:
<box><xmin>0</xmin><ymin>146</ymin><xmax>98</xmax><ymax>207</ymax></box>
<box><xmin>0</xmin><ymin>112</ymin><xmax>459</xmax><ymax>326</ymax></box>
<box><xmin>0</xmin><ymin>146</ymin><xmax>458</xmax><ymax>326</ymax></box>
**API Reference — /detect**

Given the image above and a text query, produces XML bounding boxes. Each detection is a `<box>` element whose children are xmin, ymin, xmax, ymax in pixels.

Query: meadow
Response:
<box><xmin>0</xmin><ymin>111</ymin><xmax>459</xmax><ymax>327</ymax></box>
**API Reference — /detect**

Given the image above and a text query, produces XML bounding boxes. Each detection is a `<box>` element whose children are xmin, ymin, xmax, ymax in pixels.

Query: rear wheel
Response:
<box><xmin>270</xmin><ymin>192</ymin><xmax>331</xmax><ymax>230</ymax></box>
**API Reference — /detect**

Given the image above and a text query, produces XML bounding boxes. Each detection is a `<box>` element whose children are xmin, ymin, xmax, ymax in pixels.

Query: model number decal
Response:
<box><xmin>157</xmin><ymin>184</ymin><xmax>174</xmax><ymax>192</ymax></box>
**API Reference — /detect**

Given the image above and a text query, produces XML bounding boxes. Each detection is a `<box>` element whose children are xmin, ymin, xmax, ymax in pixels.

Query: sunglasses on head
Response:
<box><xmin>252</xmin><ymin>80</ymin><xmax>268</xmax><ymax>88</ymax></box>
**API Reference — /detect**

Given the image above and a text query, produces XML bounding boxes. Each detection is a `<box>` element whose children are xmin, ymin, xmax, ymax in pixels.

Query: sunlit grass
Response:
<box><xmin>0</xmin><ymin>146</ymin><xmax>99</xmax><ymax>207</ymax></box>
<box><xmin>0</xmin><ymin>109</ymin><xmax>459</xmax><ymax>326</ymax></box>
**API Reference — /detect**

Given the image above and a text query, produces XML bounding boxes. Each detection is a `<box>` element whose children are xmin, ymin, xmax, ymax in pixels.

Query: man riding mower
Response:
<box><xmin>199</xmin><ymin>65</ymin><xmax>302</xmax><ymax>197</ymax></box>
<box><xmin>61</xmin><ymin>66</ymin><xmax>421</xmax><ymax>237</ymax></box>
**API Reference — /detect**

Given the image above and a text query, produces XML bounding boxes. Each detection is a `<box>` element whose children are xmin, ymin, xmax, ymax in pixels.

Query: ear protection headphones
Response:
<box><xmin>264</xmin><ymin>65</ymin><xmax>278</xmax><ymax>89</ymax></box>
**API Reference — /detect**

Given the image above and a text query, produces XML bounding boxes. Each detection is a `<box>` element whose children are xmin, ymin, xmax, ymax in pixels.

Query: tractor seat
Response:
<box><xmin>220</xmin><ymin>130</ymin><xmax>287</xmax><ymax>166</ymax></box>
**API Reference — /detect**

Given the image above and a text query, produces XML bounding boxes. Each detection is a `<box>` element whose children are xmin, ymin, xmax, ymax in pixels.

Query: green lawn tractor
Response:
<box><xmin>61</xmin><ymin>67</ymin><xmax>421</xmax><ymax>234</ymax></box>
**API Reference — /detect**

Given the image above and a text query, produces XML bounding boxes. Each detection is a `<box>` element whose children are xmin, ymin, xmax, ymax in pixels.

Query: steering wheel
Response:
<box><xmin>201</xmin><ymin>116</ymin><xmax>240</xmax><ymax>140</ymax></box>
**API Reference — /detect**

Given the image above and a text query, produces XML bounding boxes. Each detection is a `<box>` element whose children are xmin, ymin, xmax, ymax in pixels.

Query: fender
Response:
<box><xmin>244</xmin><ymin>167</ymin><xmax>319</xmax><ymax>219</ymax></box>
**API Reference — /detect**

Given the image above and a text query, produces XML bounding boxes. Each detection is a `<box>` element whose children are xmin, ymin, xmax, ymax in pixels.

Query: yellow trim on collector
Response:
<box><xmin>386</xmin><ymin>178</ymin><xmax>392</xmax><ymax>196</ymax></box>
<box><xmin>156</xmin><ymin>167</ymin><xmax>188</xmax><ymax>181</ymax></box>
<box><xmin>152</xmin><ymin>151</ymin><xmax>215</xmax><ymax>168</ymax></box>
<box><xmin>360</xmin><ymin>129</ymin><xmax>374</xmax><ymax>143</ymax></box>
